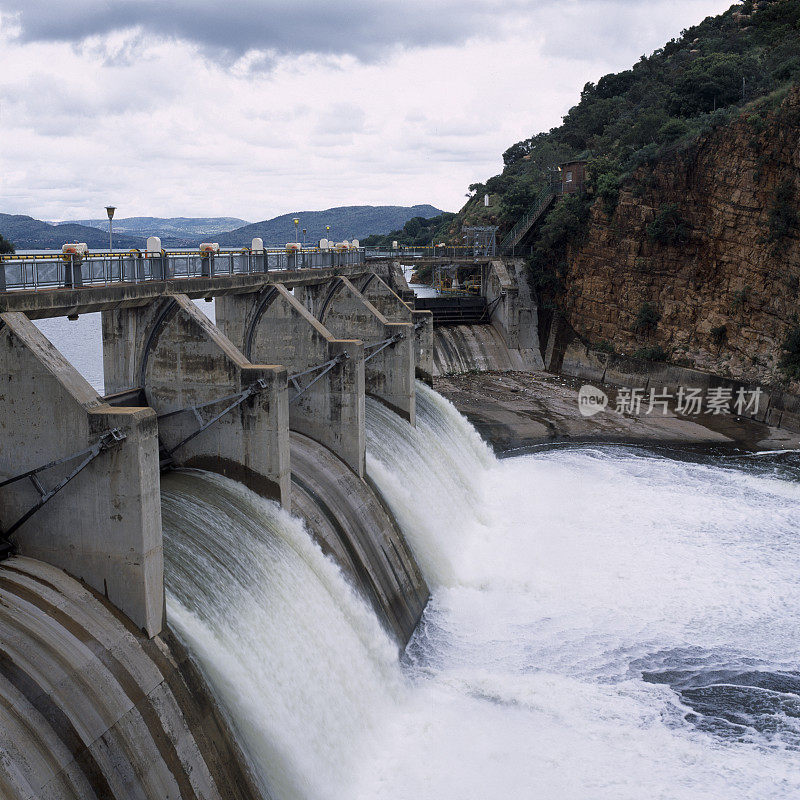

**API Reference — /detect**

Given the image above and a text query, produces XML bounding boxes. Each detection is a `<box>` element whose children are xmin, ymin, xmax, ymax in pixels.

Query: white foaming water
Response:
<box><xmin>365</xmin><ymin>382</ymin><xmax>495</xmax><ymax>586</ymax></box>
<box><xmin>359</xmin><ymin>382</ymin><xmax>800</xmax><ymax>799</ymax></box>
<box><xmin>164</xmin><ymin>382</ymin><xmax>800</xmax><ymax>800</ymax></box>
<box><xmin>160</xmin><ymin>470</ymin><xmax>402</xmax><ymax>800</ymax></box>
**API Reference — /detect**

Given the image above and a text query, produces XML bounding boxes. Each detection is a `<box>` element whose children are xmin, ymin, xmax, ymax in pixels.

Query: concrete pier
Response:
<box><xmin>0</xmin><ymin>313</ymin><xmax>163</xmax><ymax>636</ymax></box>
<box><xmin>484</xmin><ymin>259</ymin><xmax>544</xmax><ymax>370</ymax></box>
<box><xmin>216</xmin><ymin>284</ymin><xmax>366</xmax><ymax>477</ymax></box>
<box><xmin>300</xmin><ymin>276</ymin><xmax>416</xmax><ymax>424</ymax></box>
<box><xmin>359</xmin><ymin>272</ymin><xmax>434</xmax><ymax>384</ymax></box>
<box><xmin>102</xmin><ymin>295</ymin><xmax>290</xmax><ymax>506</ymax></box>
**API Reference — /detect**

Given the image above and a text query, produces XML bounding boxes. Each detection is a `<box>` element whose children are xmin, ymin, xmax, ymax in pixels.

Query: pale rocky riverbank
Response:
<box><xmin>434</xmin><ymin>371</ymin><xmax>800</xmax><ymax>454</ymax></box>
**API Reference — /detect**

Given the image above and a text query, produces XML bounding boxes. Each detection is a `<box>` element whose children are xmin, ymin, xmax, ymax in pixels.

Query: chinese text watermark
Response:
<box><xmin>578</xmin><ymin>385</ymin><xmax>763</xmax><ymax>417</ymax></box>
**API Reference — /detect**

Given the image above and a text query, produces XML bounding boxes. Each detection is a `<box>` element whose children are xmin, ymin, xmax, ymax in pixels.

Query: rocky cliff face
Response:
<box><xmin>561</xmin><ymin>85</ymin><xmax>800</xmax><ymax>390</ymax></box>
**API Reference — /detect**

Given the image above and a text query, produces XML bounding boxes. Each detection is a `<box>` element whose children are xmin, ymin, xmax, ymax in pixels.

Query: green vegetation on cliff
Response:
<box><xmin>461</xmin><ymin>0</ymin><xmax>800</xmax><ymax>244</ymax></box>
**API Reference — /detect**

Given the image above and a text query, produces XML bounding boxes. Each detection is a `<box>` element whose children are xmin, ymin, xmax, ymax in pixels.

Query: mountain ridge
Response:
<box><xmin>1</xmin><ymin>204</ymin><xmax>445</xmax><ymax>250</ymax></box>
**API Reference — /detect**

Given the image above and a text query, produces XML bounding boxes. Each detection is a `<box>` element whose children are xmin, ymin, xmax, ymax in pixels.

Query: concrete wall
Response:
<box><xmin>289</xmin><ymin>432</ymin><xmax>428</xmax><ymax>644</ymax></box>
<box><xmin>545</xmin><ymin>313</ymin><xmax>800</xmax><ymax>433</ymax></box>
<box><xmin>358</xmin><ymin>273</ymin><xmax>434</xmax><ymax>384</ymax></box>
<box><xmin>216</xmin><ymin>285</ymin><xmax>366</xmax><ymax>477</ymax></box>
<box><xmin>0</xmin><ymin>313</ymin><xmax>163</xmax><ymax>637</ymax></box>
<box><xmin>103</xmin><ymin>295</ymin><xmax>290</xmax><ymax>507</ymax></box>
<box><xmin>0</xmin><ymin>556</ymin><xmax>261</xmax><ymax>800</ymax></box>
<box><xmin>299</xmin><ymin>277</ymin><xmax>416</xmax><ymax>424</ymax></box>
<box><xmin>484</xmin><ymin>259</ymin><xmax>544</xmax><ymax>370</ymax></box>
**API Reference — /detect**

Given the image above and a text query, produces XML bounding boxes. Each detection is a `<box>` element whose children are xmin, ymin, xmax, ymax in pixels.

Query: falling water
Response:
<box><xmin>165</xmin><ymin>381</ymin><xmax>800</xmax><ymax>799</ymax></box>
<box><xmin>360</xmin><ymin>382</ymin><xmax>800</xmax><ymax>799</ymax></box>
<box><xmin>161</xmin><ymin>471</ymin><xmax>402</xmax><ymax>800</ymax></box>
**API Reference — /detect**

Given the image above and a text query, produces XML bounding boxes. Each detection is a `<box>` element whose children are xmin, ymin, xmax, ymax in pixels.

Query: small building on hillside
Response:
<box><xmin>558</xmin><ymin>159</ymin><xmax>587</xmax><ymax>194</ymax></box>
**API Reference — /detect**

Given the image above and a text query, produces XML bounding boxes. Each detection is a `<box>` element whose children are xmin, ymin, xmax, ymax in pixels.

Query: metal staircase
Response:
<box><xmin>499</xmin><ymin>185</ymin><xmax>558</xmax><ymax>255</ymax></box>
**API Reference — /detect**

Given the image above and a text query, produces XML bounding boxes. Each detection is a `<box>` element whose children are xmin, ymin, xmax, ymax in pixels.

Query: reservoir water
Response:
<box><xmin>36</xmin><ymin>319</ymin><xmax>800</xmax><ymax>798</ymax></box>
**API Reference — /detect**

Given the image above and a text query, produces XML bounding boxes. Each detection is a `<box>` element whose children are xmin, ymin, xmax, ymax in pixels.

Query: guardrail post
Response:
<box><xmin>64</xmin><ymin>255</ymin><xmax>83</xmax><ymax>288</ymax></box>
<box><xmin>0</xmin><ymin>261</ymin><xmax>5</xmax><ymax>292</ymax></box>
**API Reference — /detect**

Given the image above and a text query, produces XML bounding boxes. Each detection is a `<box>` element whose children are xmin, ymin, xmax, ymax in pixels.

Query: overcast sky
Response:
<box><xmin>0</xmin><ymin>0</ymin><xmax>734</xmax><ymax>222</ymax></box>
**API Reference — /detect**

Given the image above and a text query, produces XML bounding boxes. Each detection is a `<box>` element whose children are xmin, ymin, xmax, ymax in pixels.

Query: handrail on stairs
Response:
<box><xmin>499</xmin><ymin>184</ymin><xmax>559</xmax><ymax>254</ymax></box>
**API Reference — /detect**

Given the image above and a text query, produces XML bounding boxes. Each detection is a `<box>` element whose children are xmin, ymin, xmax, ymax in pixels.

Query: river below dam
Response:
<box><xmin>158</xmin><ymin>383</ymin><xmax>800</xmax><ymax>800</ymax></box>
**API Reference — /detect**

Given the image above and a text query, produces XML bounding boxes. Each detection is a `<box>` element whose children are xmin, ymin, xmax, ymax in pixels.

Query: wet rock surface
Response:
<box><xmin>435</xmin><ymin>371</ymin><xmax>800</xmax><ymax>454</ymax></box>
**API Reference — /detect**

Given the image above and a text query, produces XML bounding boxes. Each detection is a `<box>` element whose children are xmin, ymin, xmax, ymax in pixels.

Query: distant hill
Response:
<box><xmin>211</xmin><ymin>205</ymin><xmax>444</xmax><ymax>247</ymax></box>
<box><xmin>1</xmin><ymin>204</ymin><xmax>445</xmax><ymax>251</ymax></box>
<box><xmin>0</xmin><ymin>214</ymin><xmax>145</xmax><ymax>250</ymax></box>
<box><xmin>61</xmin><ymin>216</ymin><xmax>250</xmax><ymax>239</ymax></box>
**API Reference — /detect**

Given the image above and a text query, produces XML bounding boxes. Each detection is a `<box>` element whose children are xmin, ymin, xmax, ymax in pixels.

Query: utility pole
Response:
<box><xmin>105</xmin><ymin>206</ymin><xmax>116</xmax><ymax>252</ymax></box>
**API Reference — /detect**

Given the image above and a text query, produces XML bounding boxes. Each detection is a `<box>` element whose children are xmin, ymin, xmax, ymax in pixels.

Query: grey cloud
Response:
<box><xmin>1</xmin><ymin>0</ymin><xmax>531</xmax><ymax>64</ymax></box>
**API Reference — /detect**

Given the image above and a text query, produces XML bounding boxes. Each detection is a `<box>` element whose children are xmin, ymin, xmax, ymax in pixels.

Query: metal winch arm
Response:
<box><xmin>0</xmin><ymin>429</ymin><xmax>126</xmax><ymax>539</ymax></box>
<box><xmin>288</xmin><ymin>352</ymin><xmax>350</xmax><ymax>405</ymax></box>
<box><xmin>162</xmin><ymin>379</ymin><xmax>268</xmax><ymax>457</ymax></box>
<box><xmin>363</xmin><ymin>332</ymin><xmax>406</xmax><ymax>363</ymax></box>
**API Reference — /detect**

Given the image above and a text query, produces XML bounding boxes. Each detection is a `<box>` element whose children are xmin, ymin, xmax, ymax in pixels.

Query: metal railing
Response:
<box><xmin>365</xmin><ymin>246</ymin><xmax>489</xmax><ymax>260</ymax></box>
<box><xmin>0</xmin><ymin>247</ymin><xmax>366</xmax><ymax>292</ymax></box>
<box><xmin>499</xmin><ymin>185</ymin><xmax>559</xmax><ymax>254</ymax></box>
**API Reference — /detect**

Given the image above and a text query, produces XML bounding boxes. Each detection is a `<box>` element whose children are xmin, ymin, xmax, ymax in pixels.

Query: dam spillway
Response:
<box><xmin>165</xmin><ymin>383</ymin><xmax>800</xmax><ymax>799</ymax></box>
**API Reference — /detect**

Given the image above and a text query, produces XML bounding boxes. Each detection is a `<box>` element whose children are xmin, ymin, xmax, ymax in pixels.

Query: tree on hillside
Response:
<box><xmin>0</xmin><ymin>234</ymin><xmax>14</xmax><ymax>254</ymax></box>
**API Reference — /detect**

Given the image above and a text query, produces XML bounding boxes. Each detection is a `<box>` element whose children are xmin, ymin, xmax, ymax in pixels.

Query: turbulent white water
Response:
<box><xmin>161</xmin><ymin>471</ymin><xmax>402</xmax><ymax>800</ymax></box>
<box><xmin>164</xmin><ymin>381</ymin><xmax>800</xmax><ymax>800</ymax></box>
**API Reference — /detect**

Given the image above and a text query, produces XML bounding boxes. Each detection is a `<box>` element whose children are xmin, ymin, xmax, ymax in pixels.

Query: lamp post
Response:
<box><xmin>325</xmin><ymin>224</ymin><xmax>331</xmax><ymax>244</ymax></box>
<box><xmin>293</xmin><ymin>217</ymin><xmax>299</xmax><ymax>245</ymax></box>
<box><xmin>105</xmin><ymin>206</ymin><xmax>116</xmax><ymax>253</ymax></box>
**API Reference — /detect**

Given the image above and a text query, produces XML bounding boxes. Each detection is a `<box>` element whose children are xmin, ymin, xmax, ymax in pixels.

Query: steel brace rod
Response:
<box><xmin>288</xmin><ymin>352</ymin><xmax>350</xmax><ymax>405</ymax></box>
<box><xmin>164</xmin><ymin>379</ymin><xmax>268</xmax><ymax>457</ymax></box>
<box><xmin>364</xmin><ymin>332</ymin><xmax>406</xmax><ymax>363</ymax></box>
<box><xmin>156</xmin><ymin>387</ymin><xmax>258</xmax><ymax>422</ymax></box>
<box><xmin>0</xmin><ymin>429</ymin><xmax>126</xmax><ymax>539</ymax></box>
<box><xmin>485</xmin><ymin>294</ymin><xmax>503</xmax><ymax>318</ymax></box>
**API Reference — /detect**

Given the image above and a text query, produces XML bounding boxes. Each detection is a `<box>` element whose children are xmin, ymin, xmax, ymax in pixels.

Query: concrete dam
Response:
<box><xmin>2</xmin><ymin>247</ymin><xmax>800</xmax><ymax>799</ymax></box>
<box><xmin>0</xmin><ymin>249</ymin><xmax>453</xmax><ymax>799</ymax></box>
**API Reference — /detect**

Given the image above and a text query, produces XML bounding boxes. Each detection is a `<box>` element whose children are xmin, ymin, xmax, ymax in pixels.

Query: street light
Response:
<box><xmin>293</xmin><ymin>217</ymin><xmax>300</xmax><ymax>245</ymax></box>
<box><xmin>105</xmin><ymin>206</ymin><xmax>116</xmax><ymax>253</ymax></box>
<box><xmin>325</xmin><ymin>224</ymin><xmax>331</xmax><ymax>243</ymax></box>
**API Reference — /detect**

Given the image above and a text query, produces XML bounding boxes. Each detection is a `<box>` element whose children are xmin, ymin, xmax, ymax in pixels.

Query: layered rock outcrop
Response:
<box><xmin>561</xmin><ymin>85</ymin><xmax>800</xmax><ymax>390</ymax></box>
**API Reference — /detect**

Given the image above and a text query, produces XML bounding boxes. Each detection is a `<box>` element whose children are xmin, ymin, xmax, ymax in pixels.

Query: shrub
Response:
<box><xmin>594</xmin><ymin>339</ymin><xmax>617</xmax><ymax>355</ymax></box>
<box><xmin>647</xmin><ymin>203</ymin><xmax>689</xmax><ymax>245</ymax></box>
<box><xmin>633</xmin><ymin>345</ymin><xmax>668</xmax><ymax>362</ymax></box>
<box><xmin>658</xmin><ymin>118</ymin><xmax>690</xmax><ymax>143</ymax></box>
<box><xmin>632</xmin><ymin>302</ymin><xmax>661</xmax><ymax>334</ymax></box>
<box><xmin>710</xmin><ymin>324</ymin><xmax>728</xmax><ymax>349</ymax></box>
<box><xmin>778</xmin><ymin>322</ymin><xmax>800</xmax><ymax>380</ymax></box>
<box><xmin>595</xmin><ymin>173</ymin><xmax>621</xmax><ymax>215</ymax></box>
<box><xmin>0</xmin><ymin>234</ymin><xmax>14</xmax><ymax>255</ymax></box>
